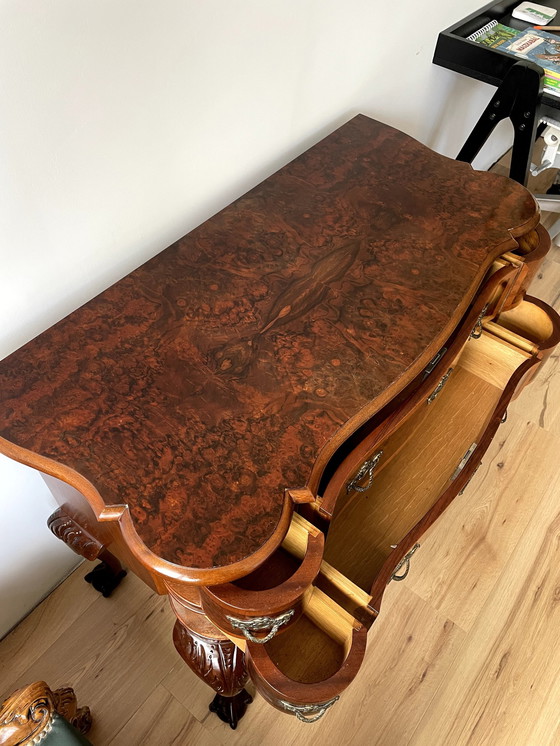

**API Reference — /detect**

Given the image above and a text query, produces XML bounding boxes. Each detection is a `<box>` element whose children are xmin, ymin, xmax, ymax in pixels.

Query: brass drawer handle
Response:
<box><xmin>471</xmin><ymin>303</ymin><xmax>489</xmax><ymax>340</ymax></box>
<box><xmin>427</xmin><ymin>368</ymin><xmax>453</xmax><ymax>404</ymax></box>
<box><xmin>280</xmin><ymin>696</ymin><xmax>339</xmax><ymax>722</ymax></box>
<box><xmin>451</xmin><ymin>442</ymin><xmax>477</xmax><ymax>481</ymax></box>
<box><xmin>390</xmin><ymin>543</ymin><xmax>420</xmax><ymax>582</ymax></box>
<box><xmin>226</xmin><ymin>609</ymin><xmax>294</xmax><ymax>643</ymax></box>
<box><xmin>346</xmin><ymin>450</ymin><xmax>384</xmax><ymax>494</ymax></box>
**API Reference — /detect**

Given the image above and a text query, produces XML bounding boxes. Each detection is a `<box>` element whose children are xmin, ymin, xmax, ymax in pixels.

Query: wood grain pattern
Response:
<box><xmin>323</xmin><ymin>365</ymin><xmax>505</xmax><ymax>590</ymax></box>
<box><xmin>404</xmin><ymin>416</ymin><xmax>560</xmax><ymax>632</ymax></box>
<box><xmin>512</xmin><ymin>348</ymin><xmax>560</xmax><ymax>435</ymax></box>
<box><xmin>107</xmin><ymin>686</ymin><xmax>216</xmax><ymax>746</ymax></box>
<box><xmin>409</xmin><ymin>433</ymin><xmax>560</xmax><ymax>746</ymax></box>
<box><xmin>510</xmin><ymin>259</ymin><xmax>560</xmax><ymax>435</ymax></box>
<box><xmin>0</xmin><ymin>115</ymin><xmax>539</xmax><ymax>574</ymax></box>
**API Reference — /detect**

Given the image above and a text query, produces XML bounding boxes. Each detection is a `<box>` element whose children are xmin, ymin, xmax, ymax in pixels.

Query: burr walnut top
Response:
<box><xmin>0</xmin><ymin>115</ymin><xmax>537</xmax><ymax>571</ymax></box>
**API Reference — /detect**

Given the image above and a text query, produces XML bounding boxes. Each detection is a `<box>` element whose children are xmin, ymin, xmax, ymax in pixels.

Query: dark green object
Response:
<box><xmin>44</xmin><ymin>714</ymin><xmax>93</xmax><ymax>746</ymax></box>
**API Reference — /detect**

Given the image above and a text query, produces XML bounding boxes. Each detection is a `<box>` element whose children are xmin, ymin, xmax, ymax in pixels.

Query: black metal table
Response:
<box><xmin>434</xmin><ymin>0</ymin><xmax>560</xmax><ymax>120</ymax></box>
<box><xmin>434</xmin><ymin>0</ymin><xmax>560</xmax><ymax>204</ymax></box>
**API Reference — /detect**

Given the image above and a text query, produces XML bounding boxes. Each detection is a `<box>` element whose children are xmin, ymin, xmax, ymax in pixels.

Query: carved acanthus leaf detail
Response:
<box><xmin>173</xmin><ymin>621</ymin><xmax>248</xmax><ymax>697</ymax></box>
<box><xmin>47</xmin><ymin>508</ymin><xmax>103</xmax><ymax>561</ymax></box>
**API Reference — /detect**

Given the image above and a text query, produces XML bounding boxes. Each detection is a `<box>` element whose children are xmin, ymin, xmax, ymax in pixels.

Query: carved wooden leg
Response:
<box><xmin>48</xmin><ymin>507</ymin><xmax>126</xmax><ymax>597</ymax></box>
<box><xmin>172</xmin><ymin>614</ymin><xmax>253</xmax><ymax>729</ymax></box>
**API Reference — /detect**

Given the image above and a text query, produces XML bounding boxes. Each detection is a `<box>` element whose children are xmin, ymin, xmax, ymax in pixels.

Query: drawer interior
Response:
<box><xmin>216</xmin><ymin>514</ymin><xmax>369</xmax><ymax>690</ymax></box>
<box><xmin>224</xmin><ymin>511</ymin><xmax>324</xmax><ymax>596</ymax></box>
<box><xmin>321</xmin><ymin>326</ymin><xmax>533</xmax><ymax>593</ymax></box>
<box><xmin>228</xmin><ymin>512</ymin><xmax>372</xmax><ymax>617</ymax></box>
<box><xmin>232</xmin><ymin>547</ymin><xmax>301</xmax><ymax>591</ymax></box>
<box><xmin>262</xmin><ymin>586</ymin><xmax>357</xmax><ymax>684</ymax></box>
<box><xmin>493</xmin><ymin>301</ymin><xmax>555</xmax><ymax>348</ymax></box>
<box><xmin>285</xmin><ymin>513</ymin><xmax>373</xmax><ymax>619</ymax></box>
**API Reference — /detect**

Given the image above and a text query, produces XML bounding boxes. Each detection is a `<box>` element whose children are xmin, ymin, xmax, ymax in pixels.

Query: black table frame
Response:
<box><xmin>434</xmin><ymin>0</ymin><xmax>560</xmax><ymax>190</ymax></box>
<box><xmin>434</xmin><ymin>0</ymin><xmax>560</xmax><ymax>118</ymax></box>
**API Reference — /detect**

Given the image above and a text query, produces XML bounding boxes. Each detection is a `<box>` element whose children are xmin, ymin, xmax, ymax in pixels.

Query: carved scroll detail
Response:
<box><xmin>0</xmin><ymin>682</ymin><xmax>92</xmax><ymax>745</ymax></box>
<box><xmin>47</xmin><ymin>508</ymin><xmax>103</xmax><ymax>561</ymax></box>
<box><xmin>173</xmin><ymin>620</ymin><xmax>248</xmax><ymax>697</ymax></box>
<box><xmin>0</xmin><ymin>681</ymin><xmax>53</xmax><ymax>746</ymax></box>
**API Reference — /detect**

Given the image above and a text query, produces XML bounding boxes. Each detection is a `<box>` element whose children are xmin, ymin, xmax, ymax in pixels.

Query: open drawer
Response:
<box><xmin>207</xmin><ymin>298</ymin><xmax>559</xmax><ymax>722</ymax></box>
<box><xmin>320</xmin><ymin>296</ymin><xmax>560</xmax><ymax>612</ymax></box>
<box><xmin>246</xmin><ymin>584</ymin><xmax>368</xmax><ymax>721</ymax></box>
<box><xmin>202</xmin><ymin>512</ymin><xmax>372</xmax><ymax>721</ymax></box>
<box><xmin>200</xmin><ymin>516</ymin><xmax>324</xmax><ymax>642</ymax></box>
<box><xmin>201</xmin><ymin>509</ymin><xmax>374</xmax><ymax>638</ymax></box>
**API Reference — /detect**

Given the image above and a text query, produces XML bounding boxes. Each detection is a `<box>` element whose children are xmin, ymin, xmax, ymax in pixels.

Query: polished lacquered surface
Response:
<box><xmin>0</xmin><ymin>115</ymin><xmax>537</xmax><ymax>569</ymax></box>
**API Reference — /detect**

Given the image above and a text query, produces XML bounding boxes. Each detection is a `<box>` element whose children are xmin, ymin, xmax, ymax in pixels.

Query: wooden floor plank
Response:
<box><xmin>408</xmin><ymin>455</ymin><xmax>560</xmax><ymax>746</ymax></box>
<box><xmin>0</xmin><ymin>567</ymin><xmax>179</xmax><ymax>745</ymax></box>
<box><xmin>510</xmin><ymin>249</ymin><xmax>560</xmax><ymax>436</ymax></box>
<box><xmin>511</xmin><ymin>347</ymin><xmax>560</xmax><ymax>436</ymax></box>
<box><xmin>0</xmin><ymin>563</ymin><xmax>96</xmax><ymax>695</ymax></box>
<box><xmin>403</xmin><ymin>416</ymin><xmax>559</xmax><ymax>632</ymax></box>
<box><xmin>312</xmin><ymin>586</ymin><xmax>465</xmax><ymax>746</ymax></box>
<box><xmin>107</xmin><ymin>685</ymin><xmax>220</xmax><ymax>746</ymax></box>
<box><xmin>526</xmin><ymin>248</ymin><xmax>560</xmax><ymax>307</ymax></box>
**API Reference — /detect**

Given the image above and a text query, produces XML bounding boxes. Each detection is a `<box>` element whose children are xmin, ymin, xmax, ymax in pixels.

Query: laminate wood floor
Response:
<box><xmin>1</xmin><ymin>217</ymin><xmax>560</xmax><ymax>746</ymax></box>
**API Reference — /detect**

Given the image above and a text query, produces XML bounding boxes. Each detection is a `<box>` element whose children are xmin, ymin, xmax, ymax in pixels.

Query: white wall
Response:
<box><xmin>0</xmin><ymin>456</ymin><xmax>79</xmax><ymax>637</ymax></box>
<box><xmin>0</xmin><ymin>0</ymin><xmax>513</xmax><ymax>637</ymax></box>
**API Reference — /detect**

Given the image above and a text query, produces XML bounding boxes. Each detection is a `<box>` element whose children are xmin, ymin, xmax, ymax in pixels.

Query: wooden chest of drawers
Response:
<box><xmin>0</xmin><ymin>115</ymin><xmax>558</xmax><ymax>728</ymax></box>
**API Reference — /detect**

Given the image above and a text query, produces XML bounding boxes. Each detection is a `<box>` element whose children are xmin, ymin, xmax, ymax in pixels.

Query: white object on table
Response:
<box><xmin>512</xmin><ymin>2</ymin><xmax>557</xmax><ymax>24</ymax></box>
